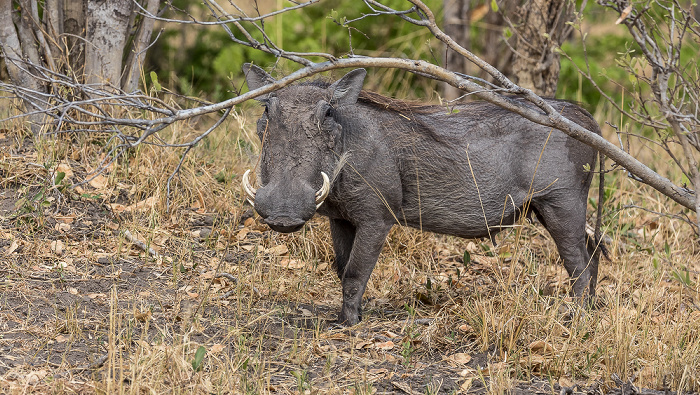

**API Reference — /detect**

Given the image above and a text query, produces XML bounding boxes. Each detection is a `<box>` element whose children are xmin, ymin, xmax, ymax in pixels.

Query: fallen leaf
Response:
<box><xmin>187</xmin><ymin>291</ymin><xmax>199</xmax><ymax>299</ymax></box>
<box><xmin>88</xmin><ymin>174</ymin><xmax>108</xmax><ymax>190</ymax></box>
<box><xmin>280</xmin><ymin>258</ymin><xmax>304</xmax><ymax>269</ymax></box>
<box><xmin>210</xmin><ymin>344</ymin><xmax>225</xmax><ymax>353</ymax></box>
<box><xmin>56</xmin><ymin>163</ymin><xmax>74</xmax><ymax>180</ymax></box>
<box><xmin>459</xmin><ymin>368</ymin><xmax>478</xmax><ymax>377</ymax></box>
<box><xmin>243</xmin><ymin>217</ymin><xmax>255</xmax><ymax>227</ymax></box>
<box><xmin>369</xmin><ymin>368</ymin><xmax>388</xmax><ymax>375</ymax></box>
<box><xmin>125</xmin><ymin>196</ymin><xmax>158</xmax><ymax>212</ymax></box>
<box><xmin>237</xmin><ymin>228</ymin><xmax>250</xmax><ymax>240</ymax></box>
<box><xmin>55</xmin><ymin>334</ymin><xmax>69</xmax><ymax>343</ymax></box>
<box><xmin>528</xmin><ymin>340</ymin><xmax>556</xmax><ymax>355</ymax></box>
<box><xmin>67</xmin><ymin>287</ymin><xmax>78</xmax><ymax>295</ymax></box>
<box><xmin>391</xmin><ymin>381</ymin><xmax>415</xmax><ymax>395</ymax></box>
<box><xmin>382</xmin><ymin>330</ymin><xmax>400</xmax><ymax>338</ymax></box>
<box><xmin>5</xmin><ymin>239</ymin><xmax>19</xmax><ymax>255</ymax></box>
<box><xmin>108</xmin><ymin>203</ymin><xmax>127</xmax><ymax>213</ymax></box>
<box><xmin>375</xmin><ymin>340</ymin><xmax>395</xmax><ymax>350</ymax></box>
<box><xmin>87</xmin><ymin>293</ymin><xmax>106</xmax><ymax>299</ymax></box>
<box><xmin>355</xmin><ymin>340</ymin><xmax>374</xmax><ymax>350</ymax></box>
<box><xmin>460</xmin><ymin>378</ymin><xmax>474</xmax><ymax>391</ymax></box>
<box><xmin>448</xmin><ymin>353</ymin><xmax>472</xmax><ymax>365</ymax></box>
<box><xmin>266</xmin><ymin>245</ymin><xmax>289</xmax><ymax>255</ymax></box>
<box><xmin>54</xmin><ymin>214</ymin><xmax>75</xmax><ymax>224</ymax></box>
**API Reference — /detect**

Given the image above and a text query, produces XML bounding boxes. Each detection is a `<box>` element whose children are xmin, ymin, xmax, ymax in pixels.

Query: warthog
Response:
<box><xmin>242</xmin><ymin>64</ymin><xmax>602</xmax><ymax>326</ymax></box>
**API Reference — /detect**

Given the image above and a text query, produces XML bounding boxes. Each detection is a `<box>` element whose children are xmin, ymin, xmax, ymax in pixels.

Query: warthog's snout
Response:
<box><xmin>242</xmin><ymin>170</ymin><xmax>331</xmax><ymax>233</ymax></box>
<box><xmin>262</xmin><ymin>215</ymin><xmax>306</xmax><ymax>233</ymax></box>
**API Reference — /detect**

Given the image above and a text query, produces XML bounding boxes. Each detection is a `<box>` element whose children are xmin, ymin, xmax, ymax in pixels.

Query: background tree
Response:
<box><xmin>507</xmin><ymin>0</ymin><xmax>574</xmax><ymax>96</ymax></box>
<box><xmin>0</xmin><ymin>0</ymin><xmax>160</xmax><ymax>134</ymax></box>
<box><xmin>442</xmin><ymin>0</ymin><xmax>575</xmax><ymax>99</ymax></box>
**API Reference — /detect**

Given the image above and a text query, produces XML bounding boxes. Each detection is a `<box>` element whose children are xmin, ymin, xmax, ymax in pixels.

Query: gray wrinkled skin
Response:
<box><xmin>243</xmin><ymin>64</ymin><xmax>601</xmax><ymax>326</ymax></box>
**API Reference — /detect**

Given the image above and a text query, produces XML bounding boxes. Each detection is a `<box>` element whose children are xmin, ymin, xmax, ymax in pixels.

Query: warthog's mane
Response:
<box><xmin>298</xmin><ymin>79</ymin><xmax>441</xmax><ymax>116</ymax></box>
<box><xmin>298</xmin><ymin>79</ymin><xmax>596</xmax><ymax>129</ymax></box>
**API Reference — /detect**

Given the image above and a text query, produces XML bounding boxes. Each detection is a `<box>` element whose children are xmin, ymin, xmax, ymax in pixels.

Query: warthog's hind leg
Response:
<box><xmin>533</xmin><ymin>199</ymin><xmax>597</xmax><ymax>301</ymax></box>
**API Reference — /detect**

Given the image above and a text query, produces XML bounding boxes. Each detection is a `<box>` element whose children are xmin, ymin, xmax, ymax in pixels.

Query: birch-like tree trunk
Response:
<box><xmin>0</xmin><ymin>0</ymin><xmax>160</xmax><ymax>133</ymax></box>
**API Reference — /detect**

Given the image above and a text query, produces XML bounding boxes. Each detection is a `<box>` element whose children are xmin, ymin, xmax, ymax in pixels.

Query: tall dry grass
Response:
<box><xmin>1</xmin><ymin>82</ymin><xmax>699</xmax><ymax>394</ymax></box>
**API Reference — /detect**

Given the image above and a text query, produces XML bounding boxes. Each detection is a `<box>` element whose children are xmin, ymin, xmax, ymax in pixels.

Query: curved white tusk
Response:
<box><xmin>241</xmin><ymin>169</ymin><xmax>257</xmax><ymax>206</ymax></box>
<box><xmin>315</xmin><ymin>172</ymin><xmax>330</xmax><ymax>209</ymax></box>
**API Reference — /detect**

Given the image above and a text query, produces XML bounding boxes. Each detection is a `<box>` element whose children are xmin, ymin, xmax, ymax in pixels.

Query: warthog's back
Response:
<box><xmin>347</xmin><ymin>96</ymin><xmax>599</xmax><ymax>239</ymax></box>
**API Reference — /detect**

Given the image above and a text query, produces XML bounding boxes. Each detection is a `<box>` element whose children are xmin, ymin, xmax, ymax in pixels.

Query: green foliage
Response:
<box><xmin>191</xmin><ymin>345</ymin><xmax>207</xmax><ymax>371</ymax></box>
<box><xmin>147</xmin><ymin>0</ymin><xmax>441</xmax><ymax>102</ymax></box>
<box><xmin>558</xmin><ymin>34</ymin><xmax>635</xmax><ymax>107</ymax></box>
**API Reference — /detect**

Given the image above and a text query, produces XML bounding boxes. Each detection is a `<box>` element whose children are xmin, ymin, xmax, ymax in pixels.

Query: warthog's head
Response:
<box><xmin>241</xmin><ymin>64</ymin><xmax>366</xmax><ymax>233</ymax></box>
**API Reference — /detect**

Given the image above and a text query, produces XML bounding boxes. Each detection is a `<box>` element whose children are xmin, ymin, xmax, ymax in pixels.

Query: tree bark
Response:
<box><xmin>443</xmin><ymin>0</ymin><xmax>471</xmax><ymax>100</ymax></box>
<box><xmin>84</xmin><ymin>0</ymin><xmax>133</xmax><ymax>88</ymax></box>
<box><xmin>43</xmin><ymin>0</ymin><xmax>64</xmax><ymax>71</ymax></box>
<box><xmin>122</xmin><ymin>0</ymin><xmax>160</xmax><ymax>92</ymax></box>
<box><xmin>510</xmin><ymin>0</ymin><xmax>572</xmax><ymax>96</ymax></box>
<box><xmin>0</xmin><ymin>0</ymin><xmax>47</xmax><ymax>134</ymax></box>
<box><xmin>63</xmin><ymin>0</ymin><xmax>86</xmax><ymax>72</ymax></box>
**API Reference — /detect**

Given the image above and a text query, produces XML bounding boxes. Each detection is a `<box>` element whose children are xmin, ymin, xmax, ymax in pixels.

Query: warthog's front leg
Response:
<box><xmin>337</xmin><ymin>221</ymin><xmax>393</xmax><ymax>326</ymax></box>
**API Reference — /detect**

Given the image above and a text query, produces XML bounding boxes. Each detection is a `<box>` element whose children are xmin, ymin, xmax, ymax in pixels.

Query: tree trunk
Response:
<box><xmin>510</xmin><ymin>0</ymin><xmax>572</xmax><ymax>96</ymax></box>
<box><xmin>0</xmin><ymin>0</ymin><xmax>47</xmax><ymax>134</ymax></box>
<box><xmin>84</xmin><ymin>0</ymin><xmax>133</xmax><ymax>88</ymax></box>
<box><xmin>0</xmin><ymin>0</ymin><xmax>161</xmax><ymax>134</ymax></box>
<box><xmin>62</xmin><ymin>0</ymin><xmax>86</xmax><ymax>72</ymax></box>
<box><xmin>122</xmin><ymin>0</ymin><xmax>160</xmax><ymax>92</ymax></box>
<box><xmin>443</xmin><ymin>0</ymin><xmax>471</xmax><ymax>100</ymax></box>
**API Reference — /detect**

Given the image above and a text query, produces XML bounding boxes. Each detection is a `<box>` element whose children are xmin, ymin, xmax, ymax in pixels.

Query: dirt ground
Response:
<box><xmin>1</xmin><ymin>133</ymin><xmax>698</xmax><ymax>394</ymax></box>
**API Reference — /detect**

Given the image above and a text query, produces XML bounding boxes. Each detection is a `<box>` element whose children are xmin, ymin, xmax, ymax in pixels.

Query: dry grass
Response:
<box><xmin>1</xmin><ymin>98</ymin><xmax>699</xmax><ymax>394</ymax></box>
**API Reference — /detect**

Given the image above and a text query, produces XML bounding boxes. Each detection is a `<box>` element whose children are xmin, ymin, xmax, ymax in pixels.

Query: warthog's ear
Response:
<box><xmin>330</xmin><ymin>69</ymin><xmax>367</xmax><ymax>106</ymax></box>
<box><xmin>243</xmin><ymin>63</ymin><xmax>276</xmax><ymax>100</ymax></box>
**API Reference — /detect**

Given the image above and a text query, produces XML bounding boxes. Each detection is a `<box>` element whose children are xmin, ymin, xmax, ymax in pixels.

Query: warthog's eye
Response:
<box><xmin>325</xmin><ymin>107</ymin><xmax>333</xmax><ymax>118</ymax></box>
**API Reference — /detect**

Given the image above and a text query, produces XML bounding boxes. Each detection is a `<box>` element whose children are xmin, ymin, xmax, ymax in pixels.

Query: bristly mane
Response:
<box><xmin>299</xmin><ymin>79</ymin><xmax>441</xmax><ymax>116</ymax></box>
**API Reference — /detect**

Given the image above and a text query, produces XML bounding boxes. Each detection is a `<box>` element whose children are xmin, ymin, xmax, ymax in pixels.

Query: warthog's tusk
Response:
<box><xmin>315</xmin><ymin>172</ymin><xmax>330</xmax><ymax>209</ymax></box>
<box><xmin>243</xmin><ymin>170</ymin><xmax>330</xmax><ymax>210</ymax></box>
<box><xmin>242</xmin><ymin>169</ymin><xmax>257</xmax><ymax>206</ymax></box>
